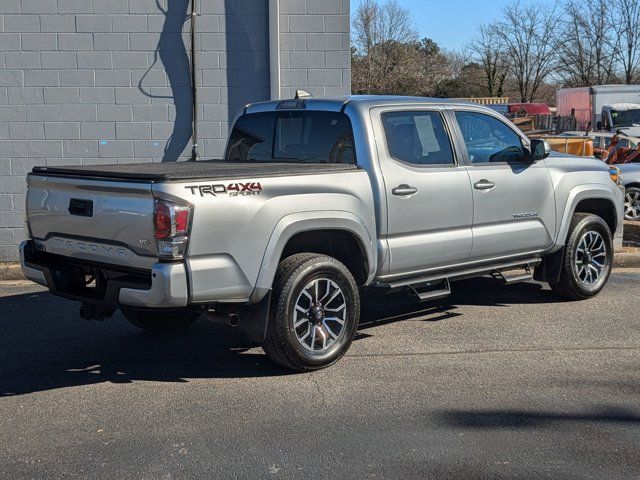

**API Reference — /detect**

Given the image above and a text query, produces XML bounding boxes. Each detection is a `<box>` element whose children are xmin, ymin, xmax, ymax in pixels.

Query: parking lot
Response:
<box><xmin>1</xmin><ymin>272</ymin><xmax>639</xmax><ymax>479</ymax></box>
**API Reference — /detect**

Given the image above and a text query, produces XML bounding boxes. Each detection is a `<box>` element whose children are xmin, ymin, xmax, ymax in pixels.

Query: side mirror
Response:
<box><xmin>530</xmin><ymin>138</ymin><xmax>551</xmax><ymax>161</ymax></box>
<box><xmin>596</xmin><ymin>121</ymin><xmax>603</xmax><ymax>130</ymax></box>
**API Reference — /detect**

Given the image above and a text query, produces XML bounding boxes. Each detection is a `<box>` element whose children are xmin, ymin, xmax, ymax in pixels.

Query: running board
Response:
<box><xmin>493</xmin><ymin>265</ymin><xmax>533</xmax><ymax>285</ymax></box>
<box><xmin>410</xmin><ymin>279</ymin><xmax>451</xmax><ymax>302</ymax></box>
<box><xmin>377</xmin><ymin>257</ymin><xmax>541</xmax><ymax>289</ymax></box>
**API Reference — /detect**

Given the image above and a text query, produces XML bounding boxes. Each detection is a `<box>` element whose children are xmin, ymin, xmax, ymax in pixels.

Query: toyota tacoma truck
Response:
<box><xmin>20</xmin><ymin>96</ymin><xmax>624</xmax><ymax>371</ymax></box>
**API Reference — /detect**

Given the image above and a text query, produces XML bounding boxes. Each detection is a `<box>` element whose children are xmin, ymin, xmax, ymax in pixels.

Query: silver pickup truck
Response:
<box><xmin>21</xmin><ymin>96</ymin><xmax>624</xmax><ymax>371</ymax></box>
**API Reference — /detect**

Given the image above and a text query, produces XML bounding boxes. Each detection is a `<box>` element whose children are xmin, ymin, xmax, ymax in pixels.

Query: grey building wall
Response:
<box><xmin>0</xmin><ymin>0</ymin><xmax>351</xmax><ymax>261</ymax></box>
<box><xmin>279</xmin><ymin>0</ymin><xmax>350</xmax><ymax>99</ymax></box>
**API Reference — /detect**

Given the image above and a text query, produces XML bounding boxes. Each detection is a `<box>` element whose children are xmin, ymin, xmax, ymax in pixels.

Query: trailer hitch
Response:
<box><xmin>79</xmin><ymin>303</ymin><xmax>115</xmax><ymax>322</ymax></box>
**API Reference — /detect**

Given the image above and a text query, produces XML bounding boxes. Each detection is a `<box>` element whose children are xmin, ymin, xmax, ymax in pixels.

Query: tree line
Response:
<box><xmin>351</xmin><ymin>0</ymin><xmax>640</xmax><ymax>104</ymax></box>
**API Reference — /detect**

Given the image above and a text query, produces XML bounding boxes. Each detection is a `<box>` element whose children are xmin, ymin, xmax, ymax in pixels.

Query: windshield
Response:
<box><xmin>611</xmin><ymin>109</ymin><xmax>640</xmax><ymax>128</ymax></box>
<box><xmin>225</xmin><ymin>111</ymin><xmax>356</xmax><ymax>164</ymax></box>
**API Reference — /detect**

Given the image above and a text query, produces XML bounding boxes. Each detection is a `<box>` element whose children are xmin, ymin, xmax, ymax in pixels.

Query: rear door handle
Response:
<box><xmin>473</xmin><ymin>179</ymin><xmax>496</xmax><ymax>191</ymax></box>
<box><xmin>392</xmin><ymin>184</ymin><xmax>418</xmax><ymax>196</ymax></box>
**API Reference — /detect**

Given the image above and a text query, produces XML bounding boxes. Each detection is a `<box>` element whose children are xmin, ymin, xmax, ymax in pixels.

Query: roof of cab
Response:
<box><xmin>243</xmin><ymin>95</ymin><xmax>478</xmax><ymax>115</ymax></box>
<box><xmin>605</xmin><ymin>103</ymin><xmax>640</xmax><ymax>111</ymax></box>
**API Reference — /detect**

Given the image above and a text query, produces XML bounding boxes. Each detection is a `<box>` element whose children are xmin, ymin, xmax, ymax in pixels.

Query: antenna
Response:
<box><xmin>294</xmin><ymin>90</ymin><xmax>313</xmax><ymax>100</ymax></box>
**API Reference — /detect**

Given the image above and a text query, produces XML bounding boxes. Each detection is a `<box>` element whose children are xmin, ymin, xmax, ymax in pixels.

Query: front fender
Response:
<box><xmin>250</xmin><ymin>211</ymin><xmax>377</xmax><ymax>303</ymax></box>
<box><xmin>553</xmin><ymin>183</ymin><xmax>624</xmax><ymax>250</ymax></box>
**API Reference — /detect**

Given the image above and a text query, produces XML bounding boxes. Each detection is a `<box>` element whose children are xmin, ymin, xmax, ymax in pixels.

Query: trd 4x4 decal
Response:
<box><xmin>185</xmin><ymin>182</ymin><xmax>263</xmax><ymax>197</ymax></box>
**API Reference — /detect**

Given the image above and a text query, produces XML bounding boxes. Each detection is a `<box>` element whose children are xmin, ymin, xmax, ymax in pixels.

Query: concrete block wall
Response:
<box><xmin>279</xmin><ymin>0</ymin><xmax>350</xmax><ymax>99</ymax></box>
<box><xmin>0</xmin><ymin>0</ymin><xmax>350</xmax><ymax>261</ymax></box>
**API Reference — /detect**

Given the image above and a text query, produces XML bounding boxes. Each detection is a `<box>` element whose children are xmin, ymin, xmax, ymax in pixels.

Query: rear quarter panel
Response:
<box><xmin>153</xmin><ymin>169</ymin><xmax>377</xmax><ymax>303</ymax></box>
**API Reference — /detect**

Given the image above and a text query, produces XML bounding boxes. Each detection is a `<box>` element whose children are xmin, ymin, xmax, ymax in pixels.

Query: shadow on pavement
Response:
<box><xmin>359</xmin><ymin>276</ymin><xmax>560</xmax><ymax>329</ymax></box>
<box><xmin>436</xmin><ymin>407</ymin><xmax>640</xmax><ymax>429</ymax></box>
<box><xmin>0</xmin><ymin>277</ymin><xmax>562</xmax><ymax>396</ymax></box>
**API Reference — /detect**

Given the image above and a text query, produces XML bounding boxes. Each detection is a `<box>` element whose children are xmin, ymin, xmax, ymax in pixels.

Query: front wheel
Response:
<box><xmin>121</xmin><ymin>308</ymin><xmax>201</xmax><ymax>332</ymax></box>
<box><xmin>549</xmin><ymin>213</ymin><xmax>613</xmax><ymax>300</ymax></box>
<box><xmin>262</xmin><ymin>253</ymin><xmax>360</xmax><ymax>372</ymax></box>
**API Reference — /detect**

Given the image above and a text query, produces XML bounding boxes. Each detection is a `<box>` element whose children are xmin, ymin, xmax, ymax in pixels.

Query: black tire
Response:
<box><xmin>121</xmin><ymin>308</ymin><xmax>201</xmax><ymax>332</ymax></box>
<box><xmin>262</xmin><ymin>253</ymin><xmax>360</xmax><ymax>372</ymax></box>
<box><xmin>549</xmin><ymin>213</ymin><xmax>613</xmax><ymax>300</ymax></box>
<box><xmin>624</xmin><ymin>186</ymin><xmax>640</xmax><ymax>221</ymax></box>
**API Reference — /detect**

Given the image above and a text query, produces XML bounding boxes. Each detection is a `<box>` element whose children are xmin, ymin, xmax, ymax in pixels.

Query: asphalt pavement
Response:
<box><xmin>1</xmin><ymin>272</ymin><xmax>639</xmax><ymax>479</ymax></box>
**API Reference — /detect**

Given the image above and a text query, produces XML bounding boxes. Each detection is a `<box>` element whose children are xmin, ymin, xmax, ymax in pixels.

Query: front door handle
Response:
<box><xmin>474</xmin><ymin>179</ymin><xmax>496</xmax><ymax>191</ymax></box>
<box><xmin>392</xmin><ymin>184</ymin><xmax>418</xmax><ymax>196</ymax></box>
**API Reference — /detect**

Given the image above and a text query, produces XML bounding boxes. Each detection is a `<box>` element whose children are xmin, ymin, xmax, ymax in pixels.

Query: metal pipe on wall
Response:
<box><xmin>269</xmin><ymin>0</ymin><xmax>281</xmax><ymax>100</ymax></box>
<box><xmin>189</xmin><ymin>0</ymin><xmax>199</xmax><ymax>161</ymax></box>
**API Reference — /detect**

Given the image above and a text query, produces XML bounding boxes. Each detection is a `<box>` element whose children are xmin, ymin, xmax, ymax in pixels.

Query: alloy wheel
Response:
<box><xmin>573</xmin><ymin>230</ymin><xmax>608</xmax><ymax>286</ymax></box>
<box><xmin>624</xmin><ymin>190</ymin><xmax>640</xmax><ymax>220</ymax></box>
<box><xmin>293</xmin><ymin>278</ymin><xmax>347</xmax><ymax>352</ymax></box>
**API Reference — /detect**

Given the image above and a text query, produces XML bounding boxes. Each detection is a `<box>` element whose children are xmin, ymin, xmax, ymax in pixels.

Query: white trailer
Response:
<box><xmin>557</xmin><ymin>85</ymin><xmax>640</xmax><ymax>132</ymax></box>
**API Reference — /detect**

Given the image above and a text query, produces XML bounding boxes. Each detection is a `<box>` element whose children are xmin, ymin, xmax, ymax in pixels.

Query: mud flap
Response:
<box><xmin>208</xmin><ymin>291</ymin><xmax>272</xmax><ymax>344</ymax></box>
<box><xmin>534</xmin><ymin>247</ymin><xmax>565</xmax><ymax>283</ymax></box>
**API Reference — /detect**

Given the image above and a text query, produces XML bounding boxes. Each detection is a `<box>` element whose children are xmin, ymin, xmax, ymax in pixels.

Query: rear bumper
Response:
<box><xmin>20</xmin><ymin>240</ymin><xmax>188</xmax><ymax>309</ymax></box>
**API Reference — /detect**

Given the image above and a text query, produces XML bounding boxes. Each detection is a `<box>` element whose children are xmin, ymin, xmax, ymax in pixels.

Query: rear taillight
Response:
<box><xmin>153</xmin><ymin>199</ymin><xmax>192</xmax><ymax>259</ymax></box>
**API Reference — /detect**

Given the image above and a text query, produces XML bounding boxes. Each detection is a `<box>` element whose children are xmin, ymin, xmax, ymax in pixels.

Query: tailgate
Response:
<box><xmin>26</xmin><ymin>174</ymin><xmax>157</xmax><ymax>269</ymax></box>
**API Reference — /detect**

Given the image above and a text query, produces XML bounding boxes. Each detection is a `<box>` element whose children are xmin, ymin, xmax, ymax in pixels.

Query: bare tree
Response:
<box><xmin>611</xmin><ymin>0</ymin><xmax>640</xmax><ymax>84</ymax></box>
<box><xmin>468</xmin><ymin>24</ymin><xmax>508</xmax><ymax>97</ymax></box>
<box><xmin>493</xmin><ymin>1</ymin><xmax>561</xmax><ymax>102</ymax></box>
<box><xmin>351</xmin><ymin>0</ymin><xmax>417</xmax><ymax>94</ymax></box>
<box><xmin>556</xmin><ymin>0</ymin><xmax>615</xmax><ymax>87</ymax></box>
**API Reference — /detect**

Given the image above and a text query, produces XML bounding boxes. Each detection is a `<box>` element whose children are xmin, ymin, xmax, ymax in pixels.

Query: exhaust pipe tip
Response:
<box><xmin>227</xmin><ymin>313</ymin><xmax>240</xmax><ymax>327</ymax></box>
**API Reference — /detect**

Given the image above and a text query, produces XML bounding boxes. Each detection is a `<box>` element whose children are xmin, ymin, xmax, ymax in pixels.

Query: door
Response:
<box><xmin>453</xmin><ymin>110</ymin><xmax>556</xmax><ymax>261</ymax></box>
<box><xmin>373</xmin><ymin>108</ymin><xmax>474</xmax><ymax>276</ymax></box>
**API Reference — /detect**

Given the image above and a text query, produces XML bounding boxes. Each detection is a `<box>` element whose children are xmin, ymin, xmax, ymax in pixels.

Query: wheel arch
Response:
<box><xmin>554</xmin><ymin>185</ymin><xmax>622</xmax><ymax>249</ymax></box>
<box><xmin>573</xmin><ymin>198</ymin><xmax>617</xmax><ymax>235</ymax></box>
<box><xmin>250</xmin><ymin>212</ymin><xmax>377</xmax><ymax>303</ymax></box>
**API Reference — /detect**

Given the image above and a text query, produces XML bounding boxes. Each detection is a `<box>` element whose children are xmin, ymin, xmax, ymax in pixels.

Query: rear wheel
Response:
<box><xmin>121</xmin><ymin>308</ymin><xmax>201</xmax><ymax>332</ymax></box>
<box><xmin>262</xmin><ymin>253</ymin><xmax>360</xmax><ymax>372</ymax></box>
<box><xmin>624</xmin><ymin>187</ymin><xmax>640</xmax><ymax>220</ymax></box>
<box><xmin>549</xmin><ymin>213</ymin><xmax>613</xmax><ymax>300</ymax></box>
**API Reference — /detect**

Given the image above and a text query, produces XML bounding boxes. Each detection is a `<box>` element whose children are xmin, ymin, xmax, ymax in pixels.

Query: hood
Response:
<box><xmin>616</xmin><ymin>162</ymin><xmax>640</xmax><ymax>186</ymax></box>
<box><xmin>546</xmin><ymin>151</ymin><xmax>609</xmax><ymax>172</ymax></box>
<box><xmin>616</xmin><ymin>126</ymin><xmax>640</xmax><ymax>138</ymax></box>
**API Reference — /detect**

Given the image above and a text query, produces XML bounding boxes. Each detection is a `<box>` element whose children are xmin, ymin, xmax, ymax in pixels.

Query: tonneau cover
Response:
<box><xmin>31</xmin><ymin>160</ymin><xmax>359</xmax><ymax>181</ymax></box>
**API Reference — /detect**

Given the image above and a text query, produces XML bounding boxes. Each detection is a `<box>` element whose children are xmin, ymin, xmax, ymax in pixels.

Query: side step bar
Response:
<box><xmin>376</xmin><ymin>258</ymin><xmax>542</xmax><ymax>288</ymax></box>
<box><xmin>409</xmin><ymin>279</ymin><xmax>451</xmax><ymax>302</ymax></box>
<box><xmin>376</xmin><ymin>257</ymin><xmax>541</xmax><ymax>290</ymax></box>
<box><xmin>493</xmin><ymin>264</ymin><xmax>533</xmax><ymax>285</ymax></box>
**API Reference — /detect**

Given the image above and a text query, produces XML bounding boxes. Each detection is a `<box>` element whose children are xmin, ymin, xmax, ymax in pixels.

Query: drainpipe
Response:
<box><xmin>189</xmin><ymin>0</ymin><xmax>199</xmax><ymax>161</ymax></box>
<box><xmin>269</xmin><ymin>0</ymin><xmax>281</xmax><ymax>100</ymax></box>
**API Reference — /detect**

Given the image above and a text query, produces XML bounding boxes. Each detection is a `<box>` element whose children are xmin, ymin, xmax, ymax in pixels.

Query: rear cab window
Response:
<box><xmin>226</xmin><ymin>111</ymin><xmax>356</xmax><ymax>164</ymax></box>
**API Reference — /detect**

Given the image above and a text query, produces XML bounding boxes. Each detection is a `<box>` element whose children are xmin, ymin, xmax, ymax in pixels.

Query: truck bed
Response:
<box><xmin>31</xmin><ymin>160</ymin><xmax>359</xmax><ymax>182</ymax></box>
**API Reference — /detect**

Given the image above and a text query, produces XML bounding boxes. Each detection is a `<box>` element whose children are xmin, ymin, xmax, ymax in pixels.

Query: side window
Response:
<box><xmin>381</xmin><ymin>111</ymin><xmax>455</xmax><ymax>166</ymax></box>
<box><xmin>455</xmin><ymin>111</ymin><xmax>525</xmax><ymax>164</ymax></box>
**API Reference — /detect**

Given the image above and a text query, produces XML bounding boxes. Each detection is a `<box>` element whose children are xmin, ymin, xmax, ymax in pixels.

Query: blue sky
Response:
<box><xmin>350</xmin><ymin>0</ymin><xmax>548</xmax><ymax>52</ymax></box>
